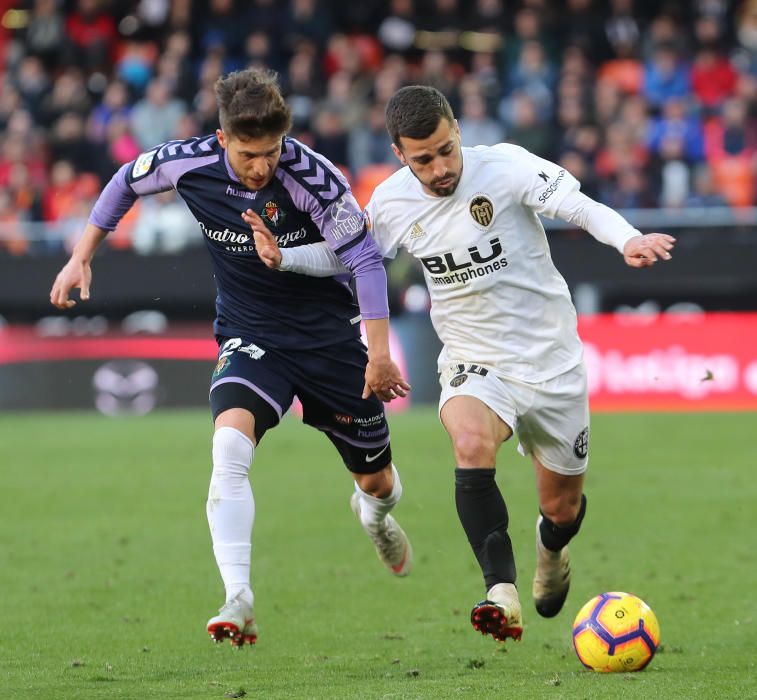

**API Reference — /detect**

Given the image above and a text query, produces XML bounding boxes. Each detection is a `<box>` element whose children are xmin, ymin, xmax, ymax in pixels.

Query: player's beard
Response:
<box><xmin>428</xmin><ymin>172</ymin><xmax>460</xmax><ymax>196</ymax></box>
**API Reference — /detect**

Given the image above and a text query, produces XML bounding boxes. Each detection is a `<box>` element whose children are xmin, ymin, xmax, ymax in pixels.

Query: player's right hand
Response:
<box><xmin>363</xmin><ymin>357</ymin><xmax>411</xmax><ymax>402</ymax></box>
<box><xmin>623</xmin><ymin>233</ymin><xmax>676</xmax><ymax>268</ymax></box>
<box><xmin>50</xmin><ymin>257</ymin><xmax>92</xmax><ymax>309</ymax></box>
<box><xmin>242</xmin><ymin>209</ymin><xmax>282</xmax><ymax>268</ymax></box>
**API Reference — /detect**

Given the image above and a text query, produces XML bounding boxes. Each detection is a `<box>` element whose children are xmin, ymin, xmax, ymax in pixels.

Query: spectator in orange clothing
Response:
<box><xmin>0</xmin><ymin>134</ymin><xmax>47</xmax><ymax>190</ymax></box>
<box><xmin>42</xmin><ymin>160</ymin><xmax>98</xmax><ymax>223</ymax></box>
<box><xmin>7</xmin><ymin>162</ymin><xmax>42</xmax><ymax>221</ymax></box>
<box><xmin>0</xmin><ymin>189</ymin><xmax>28</xmax><ymax>255</ymax></box>
<box><xmin>704</xmin><ymin>97</ymin><xmax>757</xmax><ymax>161</ymax></box>
<box><xmin>597</xmin><ymin>41</ymin><xmax>644</xmax><ymax>95</ymax></box>
<box><xmin>709</xmin><ymin>157</ymin><xmax>754</xmax><ymax>208</ymax></box>
<box><xmin>595</xmin><ymin>122</ymin><xmax>649</xmax><ymax>179</ymax></box>
<box><xmin>704</xmin><ymin>97</ymin><xmax>757</xmax><ymax>207</ymax></box>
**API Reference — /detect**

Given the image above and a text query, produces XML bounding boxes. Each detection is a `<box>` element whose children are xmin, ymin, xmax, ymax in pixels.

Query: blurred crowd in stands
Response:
<box><xmin>1</xmin><ymin>0</ymin><xmax>756</xmax><ymax>256</ymax></box>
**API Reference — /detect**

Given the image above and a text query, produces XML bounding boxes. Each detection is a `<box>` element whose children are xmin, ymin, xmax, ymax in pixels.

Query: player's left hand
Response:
<box><xmin>242</xmin><ymin>209</ymin><xmax>282</xmax><ymax>268</ymax></box>
<box><xmin>363</xmin><ymin>357</ymin><xmax>411</xmax><ymax>402</ymax></box>
<box><xmin>623</xmin><ymin>233</ymin><xmax>676</xmax><ymax>268</ymax></box>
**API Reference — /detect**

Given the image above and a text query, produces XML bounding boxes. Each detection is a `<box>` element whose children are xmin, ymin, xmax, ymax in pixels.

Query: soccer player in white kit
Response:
<box><xmin>249</xmin><ymin>86</ymin><xmax>675</xmax><ymax>644</ymax></box>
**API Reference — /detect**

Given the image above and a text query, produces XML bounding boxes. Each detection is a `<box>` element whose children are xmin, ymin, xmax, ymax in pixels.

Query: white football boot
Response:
<box><xmin>350</xmin><ymin>492</ymin><xmax>413</xmax><ymax>576</ymax></box>
<box><xmin>471</xmin><ymin>582</ymin><xmax>523</xmax><ymax>642</ymax></box>
<box><xmin>207</xmin><ymin>591</ymin><xmax>258</xmax><ymax>647</ymax></box>
<box><xmin>532</xmin><ymin>515</ymin><xmax>571</xmax><ymax>618</ymax></box>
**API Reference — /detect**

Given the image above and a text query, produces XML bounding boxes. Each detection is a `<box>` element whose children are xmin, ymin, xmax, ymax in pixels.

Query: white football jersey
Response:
<box><xmin>365</xmin><ymin>144</ymin><xmax>585</xmax><ymax>382</ymax></box>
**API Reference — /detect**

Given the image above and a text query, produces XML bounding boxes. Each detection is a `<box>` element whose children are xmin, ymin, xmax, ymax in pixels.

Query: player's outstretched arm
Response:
<box><xmin>50</xmin><ymin>223</ymin><xmax>109</xmax><ymax>309</ymax></box>
<box><xmin>51</xmin><ymin>153</ymin><xmax>159</xmax><ymax>308</ymax></box>
<box><xmin>243</xmin><ymin>209</ymin><xmax>409</xmax><ymax>401</ymax></box>
<box><xmin>551</xmin><ymin>189</ymin><xmax>676</xmax><ymax>268</ymax></box>
<box><xmin>244</xmin><ymin>209</ymin><xmax>349</xmax><ymax>276</ymax></box>
<box><xmin>622</xmin><ymin>233</ymin><xmax>676</xmax><ymax>268</ymax></box>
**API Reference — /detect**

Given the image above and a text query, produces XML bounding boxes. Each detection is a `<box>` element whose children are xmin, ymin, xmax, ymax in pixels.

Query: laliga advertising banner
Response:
<box><xmin>578</xmin><ymin>313</ymin><xmax>757</xmax><ymax>411</ymax></box>
<box><xmin>0</xmin><ymin>313</ymin><xmax>756</xmax><ymax>412</ymax></box>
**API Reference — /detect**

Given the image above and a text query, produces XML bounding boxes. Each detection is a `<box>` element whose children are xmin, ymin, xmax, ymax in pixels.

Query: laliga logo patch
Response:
<box><xmin>450</xmin><ymin>374</ymin><xmax>468</xmax><ymax>387</ymax></box>
<box><xmin>573</xmin><ymin>426</ymin><xmax>589</xmax><ymax>459</ymax></box>
<box><xmin>132</xmin><ymin>150</ymin><xmax>157</xmax><ymax>179</ymax></box>
<box><xmin>469</xmin><ymin>194</ymin><xmax>494</xmax><ymax>228</ymax></box>
<box><xmin>262</xmin><ymin>200</ymin><xmax>285</xmax><ymax>227</ymax></box>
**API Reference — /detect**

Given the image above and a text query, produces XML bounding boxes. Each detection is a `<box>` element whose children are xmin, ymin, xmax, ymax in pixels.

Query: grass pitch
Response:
<box><xmin>1</xmin><ymin>408</ymin><xmax>755</xmax><ymax>699</ymax></box>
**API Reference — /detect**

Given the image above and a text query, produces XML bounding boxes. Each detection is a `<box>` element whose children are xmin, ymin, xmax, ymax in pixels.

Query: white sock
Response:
<box><xmin>207</xmin><ymin>426</ymin><xmax>255</xmax><ymax>606</ymax></box>
<box><xmin>354</xmin><ymin>464</ymin><xmax>403</xmax><ymax>530</ymax></box>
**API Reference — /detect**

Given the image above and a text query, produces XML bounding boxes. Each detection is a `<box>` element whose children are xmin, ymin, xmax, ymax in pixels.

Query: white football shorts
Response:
<box><xmin>438</xmin><ymin>361</ymin><xmax>589</xmax><ymax>476</ymax></box>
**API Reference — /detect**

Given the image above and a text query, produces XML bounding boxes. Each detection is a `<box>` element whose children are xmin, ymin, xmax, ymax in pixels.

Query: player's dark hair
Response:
<box><xmin>215</xmin><ymin>68</ymin><xmax>292</xmax><ymax>139</ymax></box>
<box><xmin>385</xmin><ymin>85</ymin><xmax>455</xmax><ymax>148</ymax></box>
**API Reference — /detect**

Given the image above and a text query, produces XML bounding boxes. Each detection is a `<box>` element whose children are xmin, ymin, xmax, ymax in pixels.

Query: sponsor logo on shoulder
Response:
<box><xmin>132</xmin><ymin>150</ymin><xmax>157</xmax><ymax>179</ymax></box>
<box><xmin>329</xmin><ymin>195</ymin><xmax>363</xmax><ymax>240</ymax></box>
<box><xmin>538</xmin><ymin>169</ymin><xmax>566</xmax><ymax>204</ymax></box>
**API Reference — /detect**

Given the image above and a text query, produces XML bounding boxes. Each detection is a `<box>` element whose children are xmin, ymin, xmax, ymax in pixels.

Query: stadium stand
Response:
<box><xmin>0</xmin><ymin>0</ymin><xmax>754</xmax><ymax>259</ymax></box>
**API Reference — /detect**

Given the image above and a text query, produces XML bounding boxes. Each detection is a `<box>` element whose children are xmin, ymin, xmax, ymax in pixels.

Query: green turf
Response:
<box><xmin>1</xmin><ymin>408</ymin><xmax>755</xmax><ymax>699</ymax></box>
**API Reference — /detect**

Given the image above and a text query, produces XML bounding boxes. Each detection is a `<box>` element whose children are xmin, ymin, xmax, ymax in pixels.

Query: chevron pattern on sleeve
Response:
<box><xmin>279</xmin><ymin>138</ymin><xmax>345</xmax><ymax>206</ymax></box>
<box><xmin>155</xmin><ymin>135</ymin><xmax>218</xmax><ymax>162</ymax></box>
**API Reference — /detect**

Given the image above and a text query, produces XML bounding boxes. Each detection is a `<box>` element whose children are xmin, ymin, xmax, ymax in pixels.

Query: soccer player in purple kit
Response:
<box><xmin>49</xmin><ymin>68</ymin><xmax>412</xmax><ymax>647</ymax></box>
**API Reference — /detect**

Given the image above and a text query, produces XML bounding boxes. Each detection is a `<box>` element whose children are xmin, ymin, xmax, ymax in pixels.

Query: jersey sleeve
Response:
<box><xmin>316</xmin><ymin>191</ymin><xmax>389</xmax><ymax>319</ymax></box>
<box><xmin>364</xmin><ymin>192</ymin><xmax>401</xmax><ymax>259</ymax></box>
<box><xmin>88</xmin><ymin>164</ymin><xmax>139</xmax><ymax>231</ymax></box>
<box><xmin>124</xmin><ymin>136</ymin><xmax>220</xmax><ymax>194</ymax></box>
<box><xmin>279</xmin><ymin>242</ymin><xmax>348</xmax><ymax>276</ymax></box>
<box><xmin>277</xmin><ymin>139</ymin><xmax>389</xmax><ymax>319</ymax></box>
<box><xmin>554</xmin><ymin>189</ymin><xmax>641</xmax><ymax>253</ymax></box>
<box><xmin>504</xmin><ymin>145</ymin><xmax>581</xmax><ymax>218</ymax></box>
<box><xmin>89</xmin><ymin>136</ymin><xmax>220</xmax><ymax>232</ymax></box>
